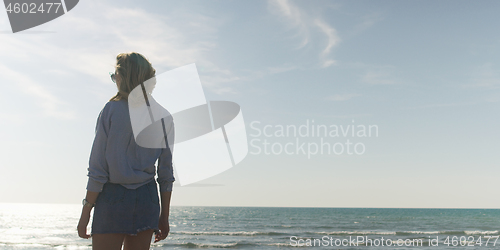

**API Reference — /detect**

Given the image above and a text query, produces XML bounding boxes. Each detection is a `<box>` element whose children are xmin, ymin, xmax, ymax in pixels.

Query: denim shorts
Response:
<box><xmin>91</xmin><ymin>179</ymin><xmax>160</xmax><ymax>236</ymax></box>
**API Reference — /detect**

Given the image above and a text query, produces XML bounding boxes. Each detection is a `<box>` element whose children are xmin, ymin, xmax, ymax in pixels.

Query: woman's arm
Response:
<box><xmin>155</xmin><ymin>116</ymin><xmax>175</xmax><ymax>242</ymax></box>
<box><xmin>77</xmin><ymin>190</ymin><xmax>99</xmax><ymax>239</ymax></box>
<box><xmin>156</xmin><ymin>116</ymin><xmax>175</xmax><ymax>193</ymax></box>
<box><xmin>86</xmin><ymin>106</ymin><xmax>111</xmax><ymax>193</ymax></box>
<box><xmin>155</xmin><ymin>191</ymin><xmax>172</xmax><ymax>243</ymax></box>
<box><xmin>160</xmin><ymin>190</ymin><xmax>172</xmax><ymax>216</ymax></box>
<box><xmin>78</xmin><ymin>104</ymin><xmax>110</xmax><ymax>239</ymax></box>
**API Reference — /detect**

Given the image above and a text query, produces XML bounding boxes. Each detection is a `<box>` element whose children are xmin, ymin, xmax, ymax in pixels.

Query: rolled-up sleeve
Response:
<box><xmin>86</xmin><ymin>106</ymin><xmax>110</xmax><ymax>192</ymax></box>
<box><xmin>157</xmin><ymin>116</ymin><xmax>175</xmax><ymax>192</ymax></box>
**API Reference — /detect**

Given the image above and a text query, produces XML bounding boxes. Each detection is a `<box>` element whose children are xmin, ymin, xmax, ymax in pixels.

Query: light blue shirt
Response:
<box><xmin>86</xmin><ymin>99</ymin><xmax>175</xmax><ymax>193</ymax></box>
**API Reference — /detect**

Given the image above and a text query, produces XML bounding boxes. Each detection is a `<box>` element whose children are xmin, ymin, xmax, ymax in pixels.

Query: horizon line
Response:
<box><xmin>0</xmin><ymin>202</ymin><xmax>498</xmax><ymax>210</ymax></box>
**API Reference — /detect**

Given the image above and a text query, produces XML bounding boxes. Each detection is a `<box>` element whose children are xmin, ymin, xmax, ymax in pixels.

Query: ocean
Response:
<box><xmin>0</xmin><ymin>203</ymin><xmax>499</xmax><ymax>249</ymax></box>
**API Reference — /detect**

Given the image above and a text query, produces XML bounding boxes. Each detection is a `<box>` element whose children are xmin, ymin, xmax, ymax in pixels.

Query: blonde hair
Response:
<box><xmin>109</xmin><ymin>52</ymin><xmax>156</xmax><ymax>101</ymax></box>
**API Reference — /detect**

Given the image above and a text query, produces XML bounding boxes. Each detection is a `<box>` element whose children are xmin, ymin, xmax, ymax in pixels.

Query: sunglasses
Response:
<box><xmin>109</xmin><ymin>72</ymin><xmax>116</xmax><ymax>83</ymax></box>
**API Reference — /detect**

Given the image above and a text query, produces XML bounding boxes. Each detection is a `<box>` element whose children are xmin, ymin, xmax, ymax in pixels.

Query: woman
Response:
<box><xmin>77</xmin><ymin>52</ymin><xmax>175</xmax><ymax>250</ymax></box>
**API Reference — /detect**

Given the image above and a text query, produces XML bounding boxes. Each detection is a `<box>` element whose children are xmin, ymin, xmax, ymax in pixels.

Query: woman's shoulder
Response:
<box><xmin>98</xmin><ymin>100</ymin><xmax>127</xmax><ymax>118</ymax></box>
<box><xmin>104</xmin><ymin>99</ymin><xmax>127</xmax><ymax>110</ymax></box>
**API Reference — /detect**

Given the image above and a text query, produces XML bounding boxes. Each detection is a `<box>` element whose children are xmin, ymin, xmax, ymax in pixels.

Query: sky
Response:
<box><xmin>0</xmin><ymin>0</ymin><xmax>499</xmax><ymax>208</ymax></box>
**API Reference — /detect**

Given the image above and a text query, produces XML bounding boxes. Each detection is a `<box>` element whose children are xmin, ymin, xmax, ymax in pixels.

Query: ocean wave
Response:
<box><xmin>174</xmin><ymin>242</ymin><xmax>256</xmax><ymax>248</ymax></box>
<box><xmin>465</xmin><ymin>230</ymin><xmax>499</xmax><ymax>235</ymax></box>
<box><xmin>0</xmin><ymin>242</ymin><xmax>87</xmax><ymax>248</ymax></box>
<box><xmin>397</xmin><ymin>231</ymin><xmax>440</xmax><ymax>235</ymax></box>
<box><xmin>267</xmin><ymin>242</ymin><xmax>307</xmax><ymax>247</ymax></box>
<box><xmin>174</xmin><ymin>231</ymin><xmax>287</xmax><ymax>236</ymax></box>
<box><xmin>417</xmin><ymin>230</ymin><xmax>499</xmax><ymax>236</ymax></box>
<box><xmin>175</xmin><ymin>230</ymin><xmax>500</xmax><ymax>237</ymax></box>
<box><xmin>315</xmin><ymin>231</ymin><xmax>397</xmax><ymax>235</ymax></box>
<box><xmin>313</xmin><ymin>230</ymin><xmax>500</xmax><ymax>236</ymax></box>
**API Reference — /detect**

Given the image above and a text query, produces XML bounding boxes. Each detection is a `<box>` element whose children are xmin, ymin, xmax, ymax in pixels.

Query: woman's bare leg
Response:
<box><xmin>123</xmin><ymin>229</ymin><xmax>155</xmax><ymax>250</ymax></box>
<box><xmin>92</xmin><ymin>233</ymin><xmax>126</xmax><ymax>250</ymax></box>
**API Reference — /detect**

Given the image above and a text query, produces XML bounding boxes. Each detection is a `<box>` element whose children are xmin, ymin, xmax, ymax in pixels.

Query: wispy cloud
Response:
<box><xmin>314</xmin><ymin>18</ymin><xmax>340</xmax><ymax>67</ymax></box>
<box><xmin>238</xmin><ymin>63</ymin><xmax>300</xmax><ymax>82</ymax></box>
<box><xmin>266</xmin><ymin>64</ymin><xmax>300</xmax><ymax>74</ymax></box>
<box><xmin>268</xmin><ymin>0</ymin><xmax>309</xmax><ymax>49</ymax></box>
<box><xmin>259</xmin><ymin>108</ymin><xmax>372</xmax><ymax>119</ymax></box>
<box><xmin>0</xmin><ymin>113</ymin><xmax>27</xmax><ymax>124</ymax></box>
<box><xmin>267</xmin><ymin>0</ymin><xmax>340</xmax><ymax>68</ymax></box>
<box><xmin>485</xmin><ymin>93</ymin><xmax>500</xmax><ymax>102</ymax></box>
<box><xmin>0</xmin><ymin>63</ymin><xmax>76</xmax><ymax>120</ymax></box>
<box><xmin>0</xmin><ymin>1</ymin><xmax>241</xmax><ymax>95</ymax></box>
<box><xmin>362</xmin><ymin>66</ymin><xmax>399</xmax><ymax>85</ymax></box>
<box><xmin>399</xmin><ymin>101</ymin><xmax>480</xmax><ymax>110</ymax></box>
<box><xmin>325</xmin><ymin>93</ymin><xmax>361</xmax><ymax>101</ymax></box>
<box><xmin>465</xmin><ymin>63</ymin><xmax>500</xmax><ymax>89</ymax></box>
<box><xmin>349</xmin><ymin>13</ymin><xmax>384</xmax><ymax>37</ymax></box>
